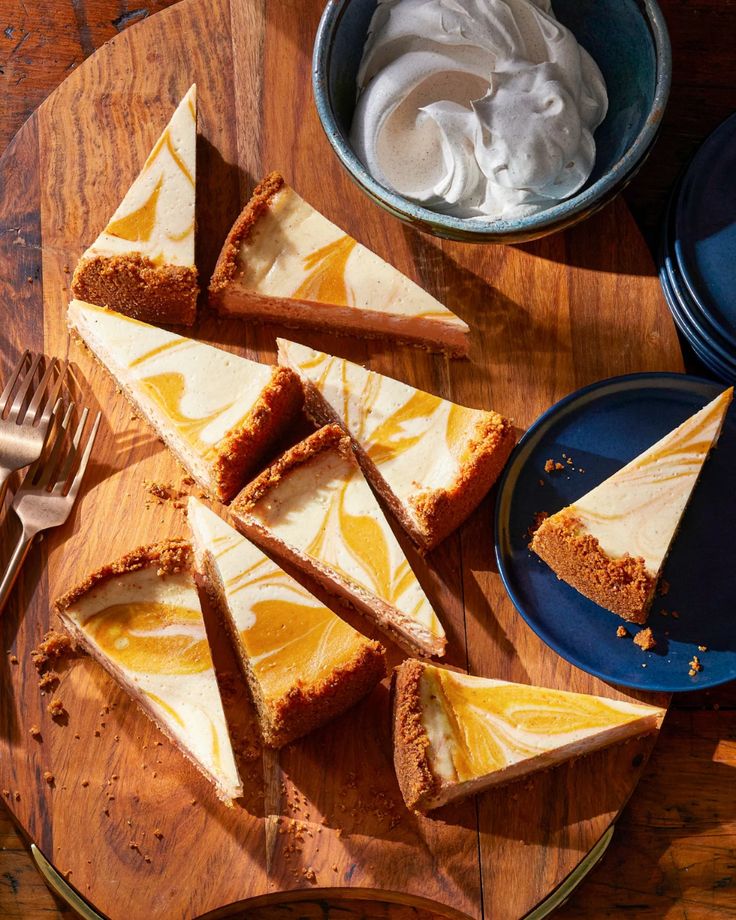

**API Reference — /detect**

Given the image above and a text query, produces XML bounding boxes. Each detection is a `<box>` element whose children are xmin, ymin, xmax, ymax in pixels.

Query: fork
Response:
<box><xmin>0</xmin><ymin>401</ymin><xmax>102</xmax><ymax>614</ymax></box>
<box><xmin>0</xmin><ymin>351</ymin><xmax>67</xmax><ymax>503</ymax></box>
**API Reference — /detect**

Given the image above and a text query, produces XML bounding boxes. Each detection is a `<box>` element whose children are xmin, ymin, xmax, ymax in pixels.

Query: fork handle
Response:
<box><xmin>0</xmin><ymin>467</ymin><xmax>11</xmax><ymax>508</ymax></box>
<box><xmin>0</xmin><ymin>525</ymin><xmax>36</xmax><ymax>614</ymax></box>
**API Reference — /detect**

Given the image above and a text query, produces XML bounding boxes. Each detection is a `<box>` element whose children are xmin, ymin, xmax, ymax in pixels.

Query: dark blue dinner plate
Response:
<box><xmin>674</xmin><ymin>113</ymin><xmax>736</xmax><ymax>350</ymax></box>
<box><xmin>495</xmin><ymin>373</ymin><xmax>736</xmax><ymax>692</ymax></box>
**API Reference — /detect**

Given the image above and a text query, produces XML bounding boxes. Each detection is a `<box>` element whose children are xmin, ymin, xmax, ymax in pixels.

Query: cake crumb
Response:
<box><xmin>9</xmin><ymin>654</ymin><xmax>18</xmax><ymax>665</ymax></box>
<box><xmin>29</xmin><ymin>725</ymin><xmax>42</xmax><ymax>740</ymax></box>
<box><xmin>43</xmin><ymin>771</ymin><xmax>55</xmax><ymax>786</ymax></box>
<box><xmin>616</xmin><ymin>626</ymin><xmax>629</xmax><ymax>638</ymax></box>
<box><xmin>698</xmin><ymin>645</ymin><xmax>708</xmax><ymax>652</ymax></box>
<box><xmin>633</xmin><ymin>628</ymin><xmax>656</xmax><ymax>651</ymax></box>
<box><xmin>688</xmin><ymin>655</ymin><xmax>702</xmax><ymax>674</ymax></box>
<box><xmin>81</xmin><ymin>780</ymin><xmax>89</xmax><ymax>788</ymax></box>
<box><xmin>658</xmin><ymin>579</ymin><xmax>670</xmax><ymax>596</ymax></box>
<box><xmin>302</xmin><ymin>867</ymin><xmax>317</xmax><ymax>883</ymax></box>
<box><xmin>154</xmin><ymin>829</ymin><xmax>163</xmax><ymax>840</ymax></box>
<box><xmin>144</xmin><ymin>480</ymin><xmax>188</xmax><ymax>510</ymax></box>
<box><xmin>544</xmin><ymin>459</ymin><xmax>555</xmax><ymax>473</ymax></box>
<box><xmin>526</xmin><ymin>511</ymin><xmax>549</xmax><ymax>540</ymax></box>
<box><xmin>671</xmin><ymin>610</ymin><xmax>680</xmax><ymax>619</ymax></box>
<box><xmin>48</xmin><ymin>698</ymin><xmax>67</xmax><ymax>721</ymax></box>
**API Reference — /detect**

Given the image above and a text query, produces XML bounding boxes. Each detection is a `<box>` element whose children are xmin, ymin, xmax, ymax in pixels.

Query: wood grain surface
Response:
<box><xmin>0</xmin><ymin>0</ymin><xmax>734</xmax><ymax>918</ymax></box>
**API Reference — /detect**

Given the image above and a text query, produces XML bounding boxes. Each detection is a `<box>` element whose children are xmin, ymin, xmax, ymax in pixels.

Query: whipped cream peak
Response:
<box><xmin>351</xmin><ymin>0</ymin><xmax>607</xmax><ymax>220</ymax></box>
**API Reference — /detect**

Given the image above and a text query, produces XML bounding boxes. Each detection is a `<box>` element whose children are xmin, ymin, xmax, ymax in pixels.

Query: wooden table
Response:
<box><xmin>1</xmin><ymin>2</ymin><xmax>734</xmax><ymax>918</ymax></box>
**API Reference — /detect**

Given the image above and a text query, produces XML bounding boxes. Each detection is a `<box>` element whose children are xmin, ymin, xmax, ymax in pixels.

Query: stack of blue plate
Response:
<box><xmin>659</xmin><ymin>113</ymin><xmax>736</xmax><ymax>384</ymax></box>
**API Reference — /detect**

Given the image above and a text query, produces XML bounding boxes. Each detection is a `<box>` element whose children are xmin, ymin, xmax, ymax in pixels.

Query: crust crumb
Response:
<box><xmin>616</xmin><ymin>626</ymin><xmax>629</xmax><ymax>638</ymax></box>
<box><xmin>633</xmin><ymin>627</ymin><xmax>656</xmax><ymax>651</ymax></box>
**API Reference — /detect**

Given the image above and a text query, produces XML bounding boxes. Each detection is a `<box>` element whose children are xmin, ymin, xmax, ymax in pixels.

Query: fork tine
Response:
<box><xmin>36</xmin><ymin>403</ymin><xmax>75</xmax><ymax>490</ymax></box>
<box><xmin>0</xmin><ymin>348</ymin><xmax>30</xmax><ymax>416</ymax></box>
<box><xmin>7</xmin><ymin>353</ymin><xmax>44</xmax><ymax>424</ymax></box>
<box><xmin>65</xmin><ymin>410</ymin><xmax>101</xmax><ymax>503</ymax></box>
<box><xmin>16</xmin><ymin>398</ymin><xmax>66</xmax><ymax>490</ymax></box>
<box><xmin>52</xmin><ymin>407</ymin><xmax>89</xmax><ymax>493</ymax></box>
<box><xmin>26</xmin><ymin>357</ymin><xmax>62</xmax><ymax>424</ymax></box>
<box><xmin>1</xmin><ymin>350</ymin><xmax>30</xmax><ymax>415</ymax></box>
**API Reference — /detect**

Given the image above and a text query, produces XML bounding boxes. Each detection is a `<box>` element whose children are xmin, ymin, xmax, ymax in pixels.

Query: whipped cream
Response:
<box><xmin>350</xmin><ymin>0</ymin><xmax>608</xmax><ymax>220</ymax></box>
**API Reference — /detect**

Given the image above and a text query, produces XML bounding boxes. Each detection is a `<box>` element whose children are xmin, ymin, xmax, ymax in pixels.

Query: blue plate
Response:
<box><xmin>659</xmin><ymin>262</ymin><xmax>735</xmax><ymax>383</ymax></box>
<box><xmin>674</xmin><ymin>113</ymin><xmax>736</xmax><ymax>350</ymax></box>
<box><xmin>495</xmin><ymin>373</ymin><xmax>736</xmax><ymax>692</ymax></box>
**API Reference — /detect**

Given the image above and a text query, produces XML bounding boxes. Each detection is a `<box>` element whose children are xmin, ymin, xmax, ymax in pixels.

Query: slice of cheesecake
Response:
<box><xmin>531</xmin><ymin>388</ymin><xmax>733</xmax><ymax>623</ymax></box>
<box><xmin>278</xmin><ymin>338</ymin><xmax>514</xmax><ymax>550</ymax></box>
<box><xmin>72</xmin><ymin>85</ymin><xmax>198</xmax><ymax>325</ymax></box>
<box><xmin>230</xmin><ymin>425</ymin><xmax>446</xmax><ymax>658</ymax></box>
<box><xmin>393</xmin><ymin>659</ymin><xmax>664</xmax><ymax>813</ymax></box>
<box><xmin>188</xmin><ymin>498</ymin><xmax>385</xmax><ymax>747</ymax></box>
<box><xmin>208</xmin><ymin>172</ymin><xmax>469</xmax><ymax>355</ymax></box>
<box><xmin>68</xmin><ymin>299</ymin><xmax>302</xmax><ymax>501</ymax></box>
<box><xmin>55</xmin><ymin>540</ymin><xmax>242</xmax><ymax>804</ymax></box>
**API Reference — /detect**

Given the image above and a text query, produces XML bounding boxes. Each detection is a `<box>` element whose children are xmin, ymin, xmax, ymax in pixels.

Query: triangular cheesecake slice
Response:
<box><xmin>209</xmin><ymin>172</ymin><xmax>469</xmax><ymax>354</ymax></box>
<box><xmin>230</xmin><ymin>425</ymin><xmax>446</xmax><ymax>657</ymax></box>
<box><xmin>55</xmin><ymin>540</ymin><xmax>242</xmax><ymax>804</ymax></box>
<box><xmin>188</xmin><ymin>498</ymin><xmax>385</xmax><ymax>747</ymax></box>
<box><xmin>68</xmin><ymin>299</ymin><xmax>302</xmax><ymax>501</ymax></box>
<box><xmin>278</xmin><ymin>339</ymin><xmax>514</xmax><ymax>549</ymax></box>
<box><xmin>72</xmin><ymin>85</ymin><xmax>198</xmax><ymax>325</ymax></box>
<box><xmin>393</xmin><ymin>659</ymin><xmax>664</xmax><ymax>813</ymax></box>
<box><xmin>531</xmin><ymin>388</ymin><xmax>733</xmax><ymax>623</ymax></box>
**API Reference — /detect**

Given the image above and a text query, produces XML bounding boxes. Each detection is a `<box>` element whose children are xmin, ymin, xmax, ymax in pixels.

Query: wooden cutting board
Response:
<box><xmin>0</xmin><ymin>1</ymin><xmax>683</xmax><ymax>917</ymax></box>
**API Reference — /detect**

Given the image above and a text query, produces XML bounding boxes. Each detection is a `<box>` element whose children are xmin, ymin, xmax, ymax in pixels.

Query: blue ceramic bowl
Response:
<box><xmin>313</xmin><ymin>0</ymin><xmax>671</xmax><ymax>243</ymax></box>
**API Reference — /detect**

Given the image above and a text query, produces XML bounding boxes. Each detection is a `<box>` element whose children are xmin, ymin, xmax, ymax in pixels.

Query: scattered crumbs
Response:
<box><xmin>554</xmin><ymin>462</ymin><xmax>564</xmax><ymax>471</ymax></box>
<box><xmin>714</xmin><ymin>703</ymin><xmax>720</xmax><ymax>711</ymax></box>
<box><xmin>642</xmin><ymin>663</ymin><xmax>647</xmax><ymax>668</ymax></box>
<box><xmin>48</xmin><ymin>698</ymin><xmax>67</xmax><ymax>721</ymax></box>
<box><xmin>94</xmin><ymin>730</ymin><xmax>101</xmax><ymax>737</ymax></box>
<box><xmin>633</xmin><ymin>628</ymin><xmax>656</xmax><ymax>651</ymax></box>
<box><xmin>671</xmin><ymin>610</ymin><xmax>680</xmax><ymax>619</ymax></box>
<box><xmin>74</xmin><ymin>733</ymin><xmax>81</xmax><ymax>740</ymax></box>
<box><xmin>32</xmin><ymin>631</ymin><xmax>73</xmax><ymax>673</ymax></box>
<box><xmin>698</xmin><ymin>645</ymin><xmax>708</xmax><ymax>652</ymax></box>
<box><xmin>302</xmin><ymin>867</ymin><xmax>317</xmax><ymax>883</ymax></box>
<box><xmin>29</xmin><ymin>725</ymin><xmax>42</xmax><ymax>740</ymax></box>
<box><xmin>616</xmin><ymin>626</ymin><xmax>629</xmax><ymax>638</ymax></box>
<box><xmin>43</xmin><ymin>771</ymin><xmax>55</xmax><ymax>786</ymax></box>
<box><xmin>129</xmin><ymin>841</ymin><xmax>139</xmax><ymax>851</ymax></box>
<box><xmin>566</xmin><ymin>457</ymin><xmax>573</xmax><ymax>466</ymax></box>
<box><xmin>659</xmin><ymin>609</ymin><xmax>669</xmax><ymax>617</ymax></box>
<box><xmin>538</xmin><ymin>479</ymin><xmax>545</xmax><ymax>487</ymax></box>
<box><xmin>544</xmin><ymin>459</ymin><xmax>555</xmax><ymax>473</ymax></box>
<box><xmin>658</xmin><ymin>579</ymin><xmax>670</xmax><ymax>597</ymax></box>
<box><xmin>103</xmin><ymin>808</ymin><xmax>110</xmax><ymax>817</ymax></box>
<box><xmin>39</xmin><ymin>672</ymin><xmax>59</xmax><ymax>693</ymax></box>
<box><xmin>144</xmin><ymin>856</ymin><xmax>152</xmax><ymax>864</ymax></box>
<box><xmin>144</xmin><ymin>480</ymin><xmax>188</xmax><ymax>510</ymax></box>
<box><xmin>9</xmin><ymin>654</ymin><xmax>18</xmax><ymax>665</ymax></box>
<box><xmin>331</xmin><ymin>864</ymin><xmax>339</xmax><ymax>873</ymax></box>
<box><xmin>154</xmin><ymin>829</ymin><xmax>163</xmax><ymax>840</ymax></box>
<box><xmin>190</xmin><ymin>799</ymin><xmax>196</xmax><ymax>806</ymax></box>
<box><xmin>81</xmin><ymin>780</ymin><xmax>89</xmax><ymax>788</ymax></box>
<box><xmin>14</xmin><ymin>791</ymin><xmax>20</xmax><ymax>802</ymax></box>
<box><xmin>2</xmin><ymin>790</ymin><xmax>9</xmax><ymax>798</ymax></box>
<box><xmin>688</xmin><ymin>655</ymin><xmax>702</xmax><ymax>676</ymax></box>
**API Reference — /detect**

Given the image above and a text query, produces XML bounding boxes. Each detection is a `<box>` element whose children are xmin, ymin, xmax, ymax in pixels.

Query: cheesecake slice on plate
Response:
<box><xmin>230</xmin><ymin>425</ymin><xmax>446</xmax><ymax>658</ymax></box>
<box><xmin>278</xmin><ymin>338</ymin><xmax>515</xmax><ymax>550</ymax></box>
<box><xmin>393</xmin><ymin>659</ymin><xmax>664</xmax><ymax>813</ymax></box>
<box><xmin>208</xmin><ymin>172</ymin><xmax>469</xmax><ymax>355</ymax></box>
<box><xmin>68</xmin><ymin>299</ymin><xmax>302</xmax><ymax>501</ymax></box>
<box><xmin>531</xmin><ymin>388</ymin><xmax>733</xmax><ymax>623</ymax></box>
<box><xmin>56</xmin><ymin>540</ymin><xmax>242</xmax><ymax>804</ymax></box>
<box><xmin>72</xmin><ymin>85</ymin><xmax>199</xmax><ymax>325</ymax></box>
<box><xmin>188</xmin><ymin>498</ymin><xmax>385</xmax><ymax>747</ymax></box>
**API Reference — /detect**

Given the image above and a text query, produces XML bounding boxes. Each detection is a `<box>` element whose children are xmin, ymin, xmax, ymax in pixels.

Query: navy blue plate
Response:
<box><xmin>495</xmin><ymin>373</ymin><xmax>736</xmax><ymax>692</ymax></box>
<box><xmin>674</xmin><ymin>113</ymin><xmax>736</xmax><ymax>350</ymax></box>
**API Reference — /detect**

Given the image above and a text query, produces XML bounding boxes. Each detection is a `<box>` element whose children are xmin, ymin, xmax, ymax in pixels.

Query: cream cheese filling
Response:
<box><xmin>247</xmin><ymin>447</ymin><xmax>442</xmax><ymax>637</ymax></box>
<box><xmin>566</xmin><ymin>389</ymin><xmax>732</xmax><ymax>573</ymax></box>
<box><xmin>278</xmin><ymin>339</ymin><xmax>484</xmax><ymax>512</ymax></box>
<box><xmin>69</xmin><ymin>299</ymin><xmax>273</xmax><ymax>450</ymax></box>
<box><xmin>188</xmin><ymin>499</ymin><xmax>372</xmax><ymax>705</ymax></box>
<box><xmin>419</xmin><ymin>666</ymin><xmax>662</xmax><ymax>785</ymax></box>
<box><xmin>82</xmin><ymin>85</ymin><xmax>197</xmax><ymax>268</ymax></box>
<box><xmin>238</xmin><ymin>185</ymin><xmax>464</xmax><ymax>325</ymax></box>
<box><xmin>64</xmin><ymin>564</ymin><xmax>239</xmax><ymax>794</ymax></box>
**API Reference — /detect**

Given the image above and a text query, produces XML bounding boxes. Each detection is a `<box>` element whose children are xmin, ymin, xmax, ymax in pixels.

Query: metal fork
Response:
<box><xmin>0</xmin><ymin>402</ymin><xmax>102</xmax><ymax>613</ymax></box>
<box><xmin>0</xmin><ymin>351</ymin><xmax>67</xmax><ymax>502</ymax></box>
